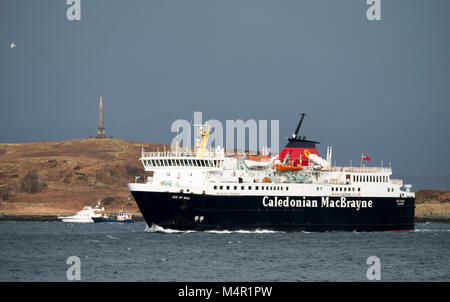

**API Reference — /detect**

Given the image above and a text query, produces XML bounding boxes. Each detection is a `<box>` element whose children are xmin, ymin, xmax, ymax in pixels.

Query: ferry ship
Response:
<box><xmin>128</xmin><ymin>114</ymin><xmax>415</xmax><ymax>232</ymax></box>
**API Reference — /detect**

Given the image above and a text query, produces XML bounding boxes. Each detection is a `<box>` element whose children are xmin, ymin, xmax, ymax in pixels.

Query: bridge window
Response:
<box><xmin>241</xmin><ymin>186</ymin><xmax>245</xmax><ymax>190</ymax></box>
<box><xmin>248</xmin><ymin>186</ymin><xmax>252</xmax><ymax>190</ymax></box>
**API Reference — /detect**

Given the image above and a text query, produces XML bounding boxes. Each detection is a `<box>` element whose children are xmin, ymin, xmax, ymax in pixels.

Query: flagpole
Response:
<box><xmin>360</xmin><ymin>153</ymin><xmax>363</xmax><ymax>168</ymax></box>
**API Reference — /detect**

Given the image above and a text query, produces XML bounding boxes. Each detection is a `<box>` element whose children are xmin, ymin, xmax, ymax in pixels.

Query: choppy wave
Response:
<box><xmin>145</xmin><ymin>224</ymin><xmax>282</xmax><ymax>234</ymax></box>
<box><xmin>414</xmin><ymin>228</ymin><xmax>450</xmax><ymax>233</ymax></box>
<box><xmin>144</xmin><ymin>224</ymin><xmax>196</xmax><ymax>234</ymax></box>
<box><xmin>205</xmin><ymin>229</ymin><xmax>282</xmax><ymax>234</ymax></box>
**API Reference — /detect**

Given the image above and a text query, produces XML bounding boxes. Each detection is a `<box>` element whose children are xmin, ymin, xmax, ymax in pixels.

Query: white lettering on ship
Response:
<box><xmin>262</xmin><ymin>196</ymin><xmax>373</xmax><ymax>211</ymax></box>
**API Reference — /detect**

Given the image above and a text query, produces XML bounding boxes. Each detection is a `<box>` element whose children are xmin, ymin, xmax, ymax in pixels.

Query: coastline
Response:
<box><xmin>0</xmin><ymin>214</ymin><xmax>447</xmax><ymax>224</ymax></box>
<box><xmin>0</xmin><ymin>213</ymin><xmax>145</xmax><ymax>222</ymax></box>
<box><xmin>1</xmin><ymin>139</ymin><xmax>449</xmax><ymax>225</ymax></box>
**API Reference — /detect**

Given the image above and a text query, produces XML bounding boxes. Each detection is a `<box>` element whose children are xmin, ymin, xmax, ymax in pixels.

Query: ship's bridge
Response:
<box><xmin>140</xmin><ymin>148</ymin><xmax>226</xmax><ymax>171</ymax></box>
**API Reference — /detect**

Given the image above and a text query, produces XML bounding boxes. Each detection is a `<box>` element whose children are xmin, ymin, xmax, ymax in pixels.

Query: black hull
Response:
<box><xmin>130</xmin><ymin>191</ymin><xmax>415</xmax><ymax>232</ymax></box>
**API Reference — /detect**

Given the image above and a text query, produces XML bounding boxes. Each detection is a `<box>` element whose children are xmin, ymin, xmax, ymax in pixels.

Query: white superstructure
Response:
<box><xmin>128</xmin><ymin>126</ymin><xmax>414</xmax><ymax>200</ymax></box>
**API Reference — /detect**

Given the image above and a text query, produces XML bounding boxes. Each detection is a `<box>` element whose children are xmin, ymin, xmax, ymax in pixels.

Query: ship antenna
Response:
<box><xmin>292</xmin><ymin>113</ymin><xmax>306</xmax><ymax>141</ymax></box>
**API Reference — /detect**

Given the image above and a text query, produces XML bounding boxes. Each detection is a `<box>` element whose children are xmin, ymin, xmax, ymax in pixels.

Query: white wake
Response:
<box><xmin>144</xmin><ymin>224</ymin><xmax>283</xmax><ymax>234</ymax></box>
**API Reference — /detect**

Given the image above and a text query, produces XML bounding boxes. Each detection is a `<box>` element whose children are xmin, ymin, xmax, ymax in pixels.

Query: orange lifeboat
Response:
<box><xmin>248</xmin><ymin>155</ymin><xmax>269</xmax><ymax>161</ymax></box>
<box><xmin>275</xmin><ymin>162</ymin><xmax>303</xmax><ymax>172</ymax></box>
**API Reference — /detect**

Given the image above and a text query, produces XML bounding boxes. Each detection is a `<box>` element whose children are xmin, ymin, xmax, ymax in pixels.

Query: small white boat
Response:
<box><xmin>58</xmin><ymin>202</ymin><xmax>105</xmax><ymax>223</ymax></box>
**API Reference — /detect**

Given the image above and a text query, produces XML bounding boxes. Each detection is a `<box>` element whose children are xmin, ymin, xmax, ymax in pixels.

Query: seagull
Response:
<box><xmin>10</xmin><ymin>42</ymin><xmax>16</xmax><ymax>49</ymax></box>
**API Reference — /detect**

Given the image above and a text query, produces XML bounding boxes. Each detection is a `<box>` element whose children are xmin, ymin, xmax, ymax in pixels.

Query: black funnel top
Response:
<box><xmin>286</xmin><ymin>113</ymin><xmax>319</xmax><ymax>148</ymax></box>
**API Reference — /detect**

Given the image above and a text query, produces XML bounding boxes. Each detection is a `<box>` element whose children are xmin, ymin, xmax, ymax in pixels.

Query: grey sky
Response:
<box><xmin>1</xmin><ymin>0</ymin><xmax>449</xmax><ymax>185</ymax></box>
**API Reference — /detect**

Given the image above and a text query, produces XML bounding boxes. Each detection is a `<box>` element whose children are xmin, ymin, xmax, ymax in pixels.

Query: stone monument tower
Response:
<box><xmin>96</xmin><ymin>96</ymin><xmax>106</xmax><ymax>138</ymax></box>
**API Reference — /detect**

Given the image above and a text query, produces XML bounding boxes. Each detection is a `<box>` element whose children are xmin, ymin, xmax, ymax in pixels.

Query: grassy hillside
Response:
<box><xmin>0</xmin><ymin>139</ymin><xmax>449</xmax><ymax>222</ymax></box>
<box><xmin>415</xmin><ymin>190</ymin><xmax>450</xmax><ymax>222</ymax></box>
<box><xmin>0</xmin><ymin>138</ymin><xmax>166</xmax><ymax>217</ymax></box>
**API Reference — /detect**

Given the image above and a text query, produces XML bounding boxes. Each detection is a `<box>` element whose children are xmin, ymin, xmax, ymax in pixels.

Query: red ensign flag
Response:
<box><xmin>362</xmin><ymin>155</ymin><xmax>371</xmax><ymax>161</ymax></box>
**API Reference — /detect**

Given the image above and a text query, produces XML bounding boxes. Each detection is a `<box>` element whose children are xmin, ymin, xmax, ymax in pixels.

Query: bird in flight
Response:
<box><xmin>10</xmin><ymin>42</ymin><xmax>16</xmax><ymax>49</ymax></box>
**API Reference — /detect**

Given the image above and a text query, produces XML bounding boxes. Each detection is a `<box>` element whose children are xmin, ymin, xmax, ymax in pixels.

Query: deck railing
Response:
<box><xmin>141</xmin><ymin>150</ymin><xmax>221</xmax><ymax>159</ymax></box>
<box><xmin>390</xmin><ymin>179</ymin><xmax>403</xmax><ymax>186</ymax></box>
<box><xmin>305</xmin><ymin>166</ymin><xmax>392</xmax><ymax>173</ymax></box>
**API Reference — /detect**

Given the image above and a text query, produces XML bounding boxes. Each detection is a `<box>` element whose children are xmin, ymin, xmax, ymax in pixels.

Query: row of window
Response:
<box><xmin>212</xmin><ymin>185</ymin><xmax>364</xmax><ymax>193</ymax></box>
<box><xmin>353</xmin><ymin>174</ymin><xmax>388</xmax><ymax>183</ymax></box>
<box><xmin>143</xmin><ymin>159</ymin><xmax>222</xmax><ymax>168</ymax></box>
<box><xmin>332</xmin><ymin>187</ymin><xmax>361</xmax><ymax>192</ymax></box>
<box><xmin>213</xmin><ymin>185</ymin><xmax>289</xmax><ymax>191</ymax></box>
<box><xmin>212</xmin><ymin>185</ymin><xmax>396</xmax><ymax>193</ymax></box>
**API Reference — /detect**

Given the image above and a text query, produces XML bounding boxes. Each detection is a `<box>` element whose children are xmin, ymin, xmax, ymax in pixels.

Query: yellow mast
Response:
<box><xmin>195</xmin><ymin>124</ymin><xmax>211</xmax><ymax>158</ymax></box>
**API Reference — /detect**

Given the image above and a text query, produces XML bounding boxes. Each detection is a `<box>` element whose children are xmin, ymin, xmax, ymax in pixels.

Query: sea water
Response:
<box><xmin>0</xmin><ymin>221</ymin><xmax>449</xmax><ymax>281</ymax></box>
